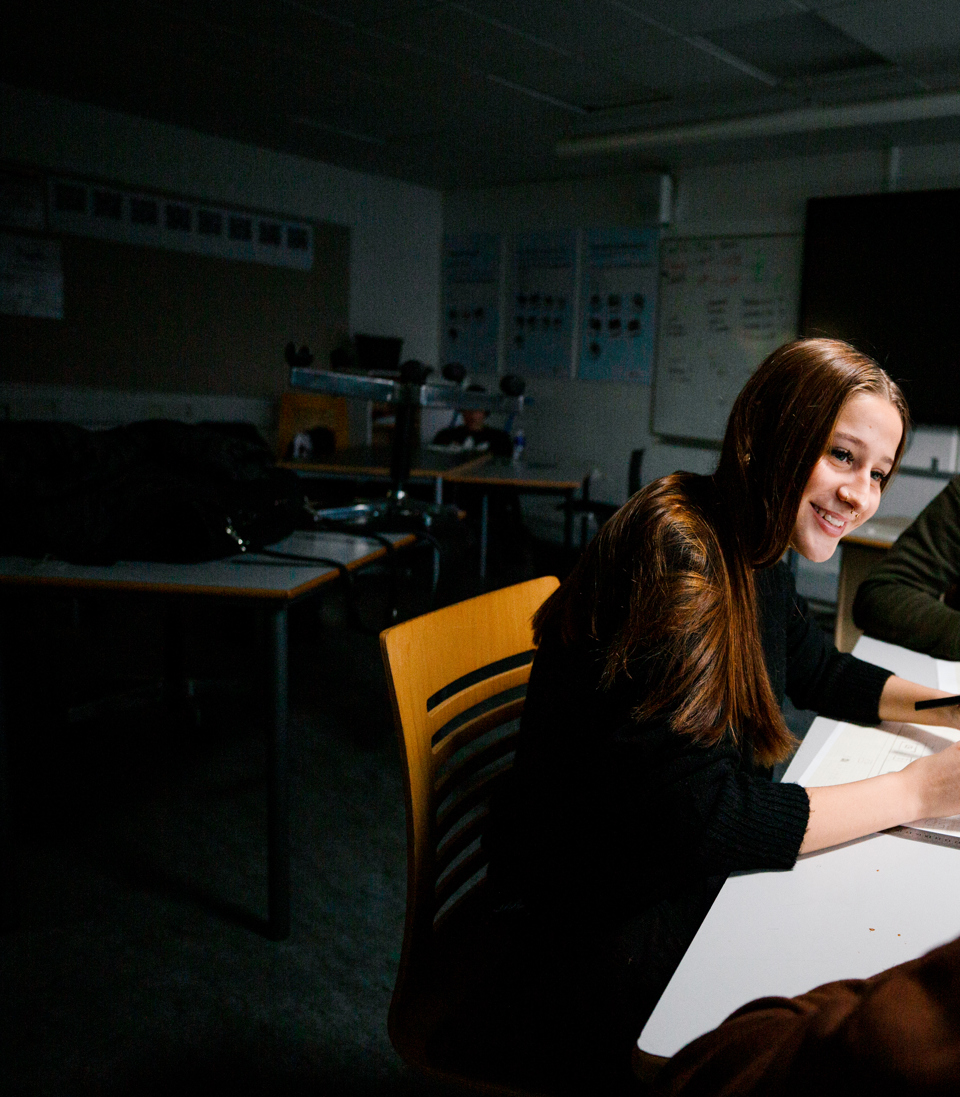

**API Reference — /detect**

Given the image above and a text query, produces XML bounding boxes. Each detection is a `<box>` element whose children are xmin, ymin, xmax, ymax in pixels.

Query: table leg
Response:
<box><xmin>480</xmin><ymin>492</ymin><xmax>489</xmax><ymax>581</ymax></box>
<box><xmin>0</xmin><ymin>605</ymin><xmax>17</xmax><ymax>931</ymax></box>
<box><xmin>563</xmin><ymin>489</ymin><xmax>575</xmax><ymax>554</ymax></box>
<box><xmin>578</xmin><ymin>475</ymin><xmax>591</xmax><ymax>551</ymax></box>
<box><xmin>264</xmin><ymin>604</ymin><xmax>290</xmax><ymax>940</ymax></box>
<box><xmin>432</xmin><ymin>476</ymin><xmax>442</xmax><ymax>591</ymax></box>
<box><xmin>162</xmin><ymin>599</ymin><xmax>190</xmax><ymax>714</ymax></box>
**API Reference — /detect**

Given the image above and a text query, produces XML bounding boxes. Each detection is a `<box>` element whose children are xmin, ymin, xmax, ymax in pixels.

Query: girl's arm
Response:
<box><xmin>800</xmin><ymin>675</ymin><xmax>960</xmax><ymax>854</ymax></box>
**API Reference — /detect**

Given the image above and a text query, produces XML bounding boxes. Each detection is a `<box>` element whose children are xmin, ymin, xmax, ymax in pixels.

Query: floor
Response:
<box><xmin>0</xmin><ymin>527</ymin><xmax>824</xmax><ymax>1096</ymax></box>
<box><xmin>0</xmin><ymin>544</ymin><xmax>488</xmax><ymax>1097</ymax></box>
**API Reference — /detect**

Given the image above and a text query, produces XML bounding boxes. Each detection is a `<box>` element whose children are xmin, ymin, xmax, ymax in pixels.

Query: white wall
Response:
<box><xmin>0</xmin><ymin>82</ymin><xmax>443</xmax><ymax>390</ymax></box>
<box><xmin>446</xmin><ymin>143</ymin><xmax>960</xmax><ymax>563</ymax></box>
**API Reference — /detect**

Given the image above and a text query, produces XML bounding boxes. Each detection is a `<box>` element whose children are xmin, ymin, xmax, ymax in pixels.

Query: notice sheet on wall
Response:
<box><xmin>506</xmin><ymin>231</ymin><xmax>576</xmax><ymax>379</ymax></box>
<box><xmin>578</xmin><ymin>228</ymin><xmax>659</xmax><ymax>383</ymax></box>
<box><xmin>440</xmin><ymin>234</ymin><xmax>501</xmax><ymax>376</ymax></box>
<box><xmin>0</xmin><ymin>233</ymin><xmax>63</xmax><ymax>318</ymax></box>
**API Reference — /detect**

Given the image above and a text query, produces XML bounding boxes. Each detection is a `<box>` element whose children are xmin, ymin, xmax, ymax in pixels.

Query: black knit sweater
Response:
<box><xmin>487</xmin><ymin>562</ymin><xmax>892</xmax><ymax>935</ymax></box>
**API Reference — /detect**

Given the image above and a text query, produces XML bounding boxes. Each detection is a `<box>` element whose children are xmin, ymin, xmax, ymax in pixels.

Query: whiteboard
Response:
<box><xmin>652</xmin><ymin>234</ymin><xmax>801</xmax><ymax>442</ymax></box>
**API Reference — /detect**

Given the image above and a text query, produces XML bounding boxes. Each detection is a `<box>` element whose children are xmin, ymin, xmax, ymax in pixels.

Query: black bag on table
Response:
<box><xmin>0</xmin><ymin>420</ymin><xmax>305</xmax><ymax>565</ymax></box>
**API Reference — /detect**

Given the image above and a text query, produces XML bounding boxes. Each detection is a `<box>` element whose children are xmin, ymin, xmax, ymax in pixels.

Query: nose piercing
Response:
<box><xmin>839</xmin><ymin>487</ymin><xmax>859</xmax><ymax>519</ymax></box>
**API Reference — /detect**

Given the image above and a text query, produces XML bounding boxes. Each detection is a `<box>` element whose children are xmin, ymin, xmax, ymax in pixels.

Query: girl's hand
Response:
<box><xmin>902</xmin><ymin>741</ymin><xmax>960</xmax><ymax>820</ymax></box>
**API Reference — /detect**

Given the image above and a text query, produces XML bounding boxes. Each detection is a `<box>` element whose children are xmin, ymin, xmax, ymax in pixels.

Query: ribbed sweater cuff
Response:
<box><xmin>832</xmin><ymin>655</ymin><xmax>894</xmax><ymax>725</ymax></box>
<box><xmin>704</xmin><ymin>779</ymin><xmax>810</xmax><ymax>873</ymax></box>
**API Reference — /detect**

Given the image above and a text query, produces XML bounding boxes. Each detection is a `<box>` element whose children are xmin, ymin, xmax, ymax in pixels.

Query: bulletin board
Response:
<box><xmin>652</xmin><ymin>234</ymin><xmax>801</xmax><ymax>442</ymax></box>
<box><xmin>0</xmin><ymin>222</ymin><xmax>349</xmax><ymax>399</ymax></box>
<box><xmin>440</xmin><ymin>234</ymin><xmax>501</xmax><ymax>376</ymax></box>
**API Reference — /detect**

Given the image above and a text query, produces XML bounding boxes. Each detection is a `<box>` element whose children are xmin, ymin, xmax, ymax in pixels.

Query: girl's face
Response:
<box><xmin>790</xmin><ymin>393</ymin><xmax>903</xmax><ymax>563</ymax></box>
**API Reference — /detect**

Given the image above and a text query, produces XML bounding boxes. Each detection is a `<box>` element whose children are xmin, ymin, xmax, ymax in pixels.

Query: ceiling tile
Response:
<box><xmin>602</xmin><ymin>0</ymin><xmax>801</xmax><ymax>35</ymax></box>
<box><xmin>817</xmin><ymin>0</ymin><xmax>960</xmax><ymax>59</ymax></box>
<box><xmin>704</xmin><ymin>10</ymin><xmax>892</xmax><ymax>79</ymax></box>
<box><xmin>427</xmin><ymin>0</ymin><xmax>766</xmax><ymax>91</ymax></box>
<box><xmin>6</xmin><ymin>0</ymin><xmax>960</xmax><ymax>190</ymax></box>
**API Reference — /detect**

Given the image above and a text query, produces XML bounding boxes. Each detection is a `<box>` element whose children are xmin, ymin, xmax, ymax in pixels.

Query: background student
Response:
<box><xmin>854</xmin><ymin>474</ymin><xmax>960</xmax><ymax>660</ymax></box>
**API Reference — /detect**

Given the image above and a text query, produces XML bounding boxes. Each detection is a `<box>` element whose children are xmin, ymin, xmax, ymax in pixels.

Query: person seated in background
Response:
<box><xmin>431</xmin><ymin>386</ymin><xmax>526</xmax><ymax>584</ymax></box>
<box><xmin>431</xmin><ymin>385</ymin><xmax>512</xmax><ymax>457</ymax></box>
<box><xmin>853</xmin><ymin>474</ymin><xmax>960</xmax><ymax>659</ymax></box>
<box><xmin>652</xmin><ymin>932</ymin><xmax>960</xmax><ymax>1096</ymax></box>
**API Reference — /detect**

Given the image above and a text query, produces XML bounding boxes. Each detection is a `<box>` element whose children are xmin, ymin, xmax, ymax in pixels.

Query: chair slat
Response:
<box><xmin>427</xmin><ymin>667</ymin><xmax>531</xmax><ymax>751</ymax></box>
<box><xmin>435</xmin><ymin>724</ymin><xmax>520</xmax><ymax>803</ymax></box>
<box><xmin>436</xmin><ymin>761</ymin><xmax>510</xmax><ymax>842</ymax></box>
<box><xmin>435</xmin><ymin>844</ymin><xmax>487</xmax><ymax>911</ymax></box>
<box><xmin>436</xmin><ymin>803</ymin><xmax>489</xmax><ymax>873</ymax></box>
<box><xmin>432</xmin><ymin>695</ymin><xmax>525</xmax><ymax>769</ymax></box>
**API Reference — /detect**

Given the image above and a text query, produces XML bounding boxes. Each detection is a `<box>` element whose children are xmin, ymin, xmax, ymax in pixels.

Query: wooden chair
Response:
<box><xmin>275</xmin><ymin>391</ymin><xmax>349</xmax><ymax>462</ymax></box>
<box><xmin>381</xmin><ymin>576</ymin><xmax>668</xmax><ymax>1094</ymax></box>
<box><xmin>379</xmin><ymin>576</ymin><xmax>561</xmax><ymax>1094</ymax></box>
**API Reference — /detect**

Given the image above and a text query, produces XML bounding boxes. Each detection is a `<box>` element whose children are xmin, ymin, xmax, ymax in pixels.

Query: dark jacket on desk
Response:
<box><xmin>854</xmin><ymin>475</ymin><xmax>960</xmax><ymax>660</ymax></box>
<box><xmin>655</xmin><ymin>932</ymin><xmax>960</xmax><ymax>1097</ymax></box>
<box><xmin>486</xmin><ymin>562</ymin><xmax>891</xmax><ymax>1020</ymax></box>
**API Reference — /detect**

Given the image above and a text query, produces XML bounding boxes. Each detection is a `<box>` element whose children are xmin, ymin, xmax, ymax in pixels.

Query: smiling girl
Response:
<box><xmin>485</xmin><ymin>338</ymin><xmax>960</xmax><ymax>1081</ymax></box>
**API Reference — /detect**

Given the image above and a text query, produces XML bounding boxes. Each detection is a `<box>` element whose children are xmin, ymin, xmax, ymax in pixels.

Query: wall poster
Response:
<box><xmin>506</xmin><ymin>231</ymin><xmax>576</xmax><ymax>379</ymax></box>
<box><xmin>440</xmin><ymin>234</ymin><xmax>501</xmax><ymax>376</ymax></box>
<box><xmin>579</xmin><ymin>228</ymin><xmax>659</xmax><ymax>383</ymax></box>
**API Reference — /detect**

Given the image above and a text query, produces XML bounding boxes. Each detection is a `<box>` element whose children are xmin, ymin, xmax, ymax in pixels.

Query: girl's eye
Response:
<box><xmin>830</xmin><ymin>447</ymin><xmax>853</xmax><ymax>463</ymax></box>
<box><xmin>872</xmin><ymin>469</ymin><xmax>889</xmax><ymax>484</ymax></box>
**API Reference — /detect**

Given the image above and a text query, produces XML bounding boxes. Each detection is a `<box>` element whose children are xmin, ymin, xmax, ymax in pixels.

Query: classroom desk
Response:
<box><xmin>278</xmin><ymin>445</ymin><xmax>491</xmax><ymax>505</ymax></box>
<box><xmin>442</xmin><ymin>457</ymin><xmax>592</xmax><ymax>578</ymax></box>
<box><xmin>0</xmin><ymin>530</ymin><xmax>410</xmax><ymax>940</ymax></box>
<box><xmin>283</xmin><ymin>448</ymin><xmax>592</xmax><ymax>579</ymax></box>
<box><xmin>638</xmin><ymin>634</ymin><xmax>960</xmax><ymax>1059</ymax></box>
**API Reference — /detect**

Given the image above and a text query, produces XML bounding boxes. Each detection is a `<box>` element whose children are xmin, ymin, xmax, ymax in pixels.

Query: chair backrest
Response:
<box><xmin>379</xmin><ymin>576</ymin><xmax>560</xmax><ymax>1065</ymax></box>
<box><xmin>275</xmin><ymin>391</ymin><xmax>349</xmax><ymax>460</ymax></box>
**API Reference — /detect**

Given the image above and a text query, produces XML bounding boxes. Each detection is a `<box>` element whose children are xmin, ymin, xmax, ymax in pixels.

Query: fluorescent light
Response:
<box><xmin>556</xmin><ymin>90</ymin><xmax>960</xmax><ymax>156</ymax></box>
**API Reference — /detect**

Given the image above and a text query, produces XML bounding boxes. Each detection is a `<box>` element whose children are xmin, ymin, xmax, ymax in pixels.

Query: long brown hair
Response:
<box><xmin>535</xmin><ymin>339</ymin><xmax>909</xmax><ymax>765</ymax></box>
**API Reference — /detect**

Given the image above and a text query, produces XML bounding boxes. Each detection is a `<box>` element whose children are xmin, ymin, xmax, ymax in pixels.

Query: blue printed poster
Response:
<box><xmin>506</xmin><ymin>232</ymin><xmax>577</xmax><ymax>379</ymax></box>
<box><xmin>440</xmin><ymin>234</ymin><xmax>500</xmax><ymax>376</ymax></box>
<box><xmin>579</xmin><ymin>228</ymin><xmax>659</xmax><ymax>382</ymax></box>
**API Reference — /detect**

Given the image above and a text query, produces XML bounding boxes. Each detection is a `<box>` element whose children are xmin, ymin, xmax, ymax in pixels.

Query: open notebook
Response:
<box><xmin>796</xmin><ymin>658</ymin><xmax>960</xmax><ymax>845</ymax></box>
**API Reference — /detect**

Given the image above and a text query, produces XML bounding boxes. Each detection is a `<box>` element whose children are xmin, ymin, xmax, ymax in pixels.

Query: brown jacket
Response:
<box><xmin>655</xmin><ymin>934</ymin><xmax>960</xmax><ymax>1096</ymax></box>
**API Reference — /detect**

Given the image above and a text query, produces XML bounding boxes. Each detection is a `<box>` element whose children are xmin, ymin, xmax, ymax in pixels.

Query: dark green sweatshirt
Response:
<box><xmin>853</xmin><ymin>475</ymin><xmax>960</xmax><ymax>660</ymax></box>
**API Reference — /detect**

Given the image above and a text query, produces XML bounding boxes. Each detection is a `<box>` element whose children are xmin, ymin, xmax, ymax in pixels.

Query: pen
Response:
<box><xmin>915</xmin><ymin>694</ymin><xmax>960</xmax><ymax>711</ymax></box>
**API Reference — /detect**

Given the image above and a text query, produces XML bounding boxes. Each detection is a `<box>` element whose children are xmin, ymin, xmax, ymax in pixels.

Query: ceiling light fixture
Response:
<box><xmin>556</xmin><ymin>90</ymin><xmax>960</xmax><ymax>156</ymax></box>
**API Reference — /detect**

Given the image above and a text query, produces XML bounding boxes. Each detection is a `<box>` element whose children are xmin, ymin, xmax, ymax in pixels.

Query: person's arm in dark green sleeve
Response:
<box><xmin>853</xmin><ymin>476</ymin><xmax>960</xmax><ymax>660</ymax></box>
